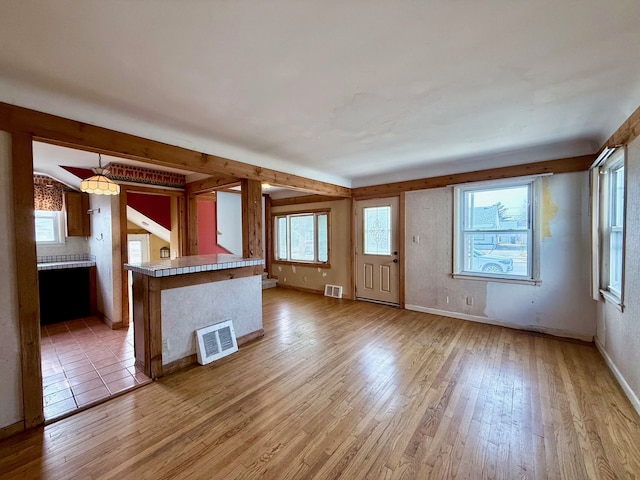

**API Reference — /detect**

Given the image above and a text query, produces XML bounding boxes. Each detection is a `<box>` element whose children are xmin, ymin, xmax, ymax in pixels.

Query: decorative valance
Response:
<box><xmin>33</xmin><ymin>175</ymin><xmax>64</xmax><ymax>211</ymax></box>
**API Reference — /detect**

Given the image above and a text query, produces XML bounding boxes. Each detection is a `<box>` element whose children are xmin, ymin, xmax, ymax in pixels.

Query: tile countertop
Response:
<box><xmin>37</xmin><ymin>260</ymin><xmax>97</xmax><ymax>271</ymax></box>
<box><xmin>124</xmin><ymin>254</ymin><xmax>264</xmax><ymax>278</ymax></box>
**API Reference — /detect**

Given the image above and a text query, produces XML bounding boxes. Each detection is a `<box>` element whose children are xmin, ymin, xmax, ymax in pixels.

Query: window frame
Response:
<box><xmin>452</xmin><ymin>177</ymin><xmax>541</xmax><ymax>284</ymax></box>
<box><xmin>34</xmin><ymin>210</ymin><xmax>65</xmax><ymax>245</ymax></box>
<box><xmin>593</xmin><ymin>148</ymin><xmax>626</xmax><ymax>309</ymax></box>
<box><xmin>272</xmin><ymin>209</ymin><xmax>331</xmax><ymax>267</ymax></box>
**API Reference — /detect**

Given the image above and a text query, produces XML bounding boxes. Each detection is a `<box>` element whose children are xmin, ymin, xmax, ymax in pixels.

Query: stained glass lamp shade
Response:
<box><xmin>80</xmin><ymin>155</ymin><xmax>120</xmax><ymax>195</ymax></box>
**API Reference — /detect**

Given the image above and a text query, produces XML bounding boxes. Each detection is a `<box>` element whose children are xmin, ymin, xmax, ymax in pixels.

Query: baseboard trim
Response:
<box><xmin>102</xmin><ymin>315</ymin><xmax>123</xmax><ymax>330</ymax></box>
<box><xmin>276</xmin><ymin>283</ymin><xmax>353</xmax><ymax>300</ymax></box>
<box><xmin>237</xmin><ymin>328</ymin><xmax>265</xmax><ymax>346</ymax></box>
<box><xmin>595</xmin><ymin>338</ymin><xmax>640</xmax><ymax>417</ymax></box>
<box><xmin>0</xmin><ymin>420</ymin><xmax>24</xmax><ymax>440</ymax></box>
<box><xmin>405</xmin><ymin>304</ymin><xmax>594</xmax><ymax>342</ymax></box>
<box><xmin>162</xmin><ymin>328</ymin><xmax>266</xmax><ymax>376</ymax></box>
<box><xmin>163</xmin><ymin>354</ymin><xmax>197</xmax><ymax>376</ymax></box>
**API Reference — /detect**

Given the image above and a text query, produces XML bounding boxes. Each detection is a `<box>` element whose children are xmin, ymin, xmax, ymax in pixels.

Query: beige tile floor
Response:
<box><xmin>41</xmin><ymin>317</ymin><xmax>151</xmax><ymax>420</ymax></box>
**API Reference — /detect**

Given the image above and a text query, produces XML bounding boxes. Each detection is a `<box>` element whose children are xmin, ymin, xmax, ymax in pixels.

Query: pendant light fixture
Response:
<box><xmin>80</xmin><ymin>154</ymin><xmax>120</xmax><ymax>195</ymax></box>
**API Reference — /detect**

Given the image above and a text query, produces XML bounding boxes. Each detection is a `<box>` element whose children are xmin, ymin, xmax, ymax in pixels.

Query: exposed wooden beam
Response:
<box><xmin>241</xmin><ymin>179</ymin><xmax>263</xmax><ymax>259</ymax></box>
<box><xmin>11</xmin><ymin>132</ymin><xmax>44</xmax><ymax>429</ymax></box>
<box><xmin>187</xmin><ymin>195</ymin><xmax>199</xmax><ymax>256</ymax></box>
<box><xmin>351</xmin><ymin>154</ymin><xmax>596</xmax><ymax>199</ymax></box>
<box><xmin>185</xmin><ymin>175</ymin><xmax>240</xmax><ymax>195</ymax></box>
<box><xmin>127</xmin><ymin>228</ymin><xmax>149</xmax><ymax>235</ymax></box>
<box><xmin>0</xmin><ymin>102</ymin><xmax>351</xmax><ymax>197</ymax></box>
<box><xmin>601</xmin><ymin>103</ymin><xmax>640</xmax><ymax>150</ymax></box>
<box><xmin>270</xmin><ymin>194</ymin><xmax>343</xmax><ymax>207</ymax></box>
<box><xmin>121</xmin><ymin>184</ymin><xmax>185</xmax><ymax>197</ymax></box>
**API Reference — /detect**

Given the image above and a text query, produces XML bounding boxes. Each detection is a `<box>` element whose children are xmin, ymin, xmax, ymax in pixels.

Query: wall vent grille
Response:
<box><xmin>324</xmin><ymin>284</ymin><xmax>343</xmax><ymax>299</ymax></box>
<box><xmin>195</xmin><ymin>320</ymin><xmax>238</xmax><ymax>365</ymax></box>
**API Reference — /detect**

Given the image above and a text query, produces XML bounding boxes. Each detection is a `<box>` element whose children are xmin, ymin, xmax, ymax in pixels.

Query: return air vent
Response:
<box><xmin>195</xmin><ymin>320</ymin><xmax>238</xmax><ymax>365</ymax></box>
<box><xmin>324</xmin><ymin>284</ymin><xmax>343</xmax><ymax>299</ymax></box>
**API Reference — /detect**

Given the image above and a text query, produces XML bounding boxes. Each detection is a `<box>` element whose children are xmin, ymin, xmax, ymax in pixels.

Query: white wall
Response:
<box><xmin>596</xmin><ymin>135</ymin><xmax>640</xmax><ymax>412</ymax></box>
<box><xmin>161</xmin><ymin>275</ymin><xmax>262</xmax><ymax>365</ymax></box>
<box><xmin>405</xmin><ymin>171</ymin><xmax>596</xmax><ymax>340</ymax></box>
<box><xmin>88</xmin><ymin>195</ymin><xmax>122</xmax><ymax>325</ymax></box>
<box><xmin>0</xmin><ymin>131</ymin><xmax>23</xmax><ymax>429</ymax></box>
<box><xmin>217</xmin><ymin>191</ymin><xmax>242</xmax><ymax>255</ymax></box>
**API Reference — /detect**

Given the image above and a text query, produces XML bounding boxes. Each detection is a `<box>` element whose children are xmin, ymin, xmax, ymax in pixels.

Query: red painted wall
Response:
<box><xmin>127</xmin><ymin>193</ymin><xmax>171</xmax><ymax>230</ymax></box>
<box><xmin>197</xmin><ymin>198</ymin><xmax>231</xmax><ymax>254</ymax></box>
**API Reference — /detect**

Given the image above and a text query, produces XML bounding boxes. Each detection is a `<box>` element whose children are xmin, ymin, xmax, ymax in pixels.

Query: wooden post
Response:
<box><xmin>264</xmin><ymin>194</ymin><xmax>272</xmax><ymax>275</ymax></box>
<box><xmin>241</xmin><ymin>179</ymin><xmax>263</xmax><ymax>259</ymax></box>
<box><xmin>187</xmin><ymin>194</ymin><xmax>199</xmax><ymax>256</ymax></box>
<box><xmin>119</xmin><ymin>188</ymin><xmax>130</xmax><ymax>327</ymax></box>
<box><xmin>11</xmin><ymin>132</ymin><xmax>44</xmax><ymax>428</ymax></box>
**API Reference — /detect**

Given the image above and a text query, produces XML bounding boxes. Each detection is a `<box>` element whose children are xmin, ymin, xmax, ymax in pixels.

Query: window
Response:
<box><xmin>363</xmin><ymin>206</ymin><xmax>391</xmax><ymax>255</ymax></box>
<box><xmin>274</xmin><ymin>211</ymin><xmax>329</xmax><ymax>264</ymax></box>
<box><xmin>35</xmin><ymin>210</ymin><xmax>64</xmax><ymax>244</ymax></box>
<box><xmin>593</xmin><ymin>148</ymin><xmax>625</xmax><ymax>305</ymax></box>
<box><xmin>454</xmin><ymin>179</ymin><xmax>536</xmax><ymax>281</ymax></box>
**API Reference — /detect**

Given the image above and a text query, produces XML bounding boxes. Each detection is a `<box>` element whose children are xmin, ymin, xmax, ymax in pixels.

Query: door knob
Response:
<box><xmin>393</xmin><ymin>251</ymin><xmax>398</xmax><ymax>255</ymax></box>
<box><xmin>393</xmin><ymin>259</ymin><xmax>398</xmax><ymax>263</ymax></box>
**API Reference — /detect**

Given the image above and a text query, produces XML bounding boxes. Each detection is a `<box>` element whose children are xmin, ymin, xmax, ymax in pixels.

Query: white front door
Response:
<box><xmin>355</xmin><ymin>197</ymin><xmax>400</xmax><ymax>306</ymax></box>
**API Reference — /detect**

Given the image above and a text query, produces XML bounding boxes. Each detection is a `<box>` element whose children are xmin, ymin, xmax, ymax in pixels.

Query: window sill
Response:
<box><xmin>452</xmin><ymin>273</ymin><xmax>541</xmax><ymax>286</ymax></box>
<box><xmin>599</xmin><ymin>289</ymin><xmax>624</xmax><ymax>312</ymax></box>
<box><xmin>36</xmin><ymin>241</ymin><xmax>66</xmax><ymax>247</ymax></box>
<box><xmin>273</xmin><ymin>260</ymin><xmax>331</xmax><ymax>269</ymax></box>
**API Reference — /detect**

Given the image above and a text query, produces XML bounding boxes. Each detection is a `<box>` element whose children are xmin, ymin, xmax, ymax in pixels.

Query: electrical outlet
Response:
<box><xmin>466</xmin><ymin>297</ymin><xmax>473</xmax><ymax>306</ymax></box>
<box><xmin>446</xmin><ymin>295</ymin><xmax>450</xmax><ymax>304</ymax></box>
<box><xmin>162</xmin><ymin>338</ymin><xmax>169</xmax><ymax>352</ymax></box>
<box><xmin>413</xmin><ymin>235</ymin><xmax>420</xmax><ymax>243</ymax></box>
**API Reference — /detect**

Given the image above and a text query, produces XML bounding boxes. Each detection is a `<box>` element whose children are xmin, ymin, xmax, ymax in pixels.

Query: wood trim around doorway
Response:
<box><xmin>11</xmin><ymin>132</ymin><xmax>44</xmax><ymax>429</ymax></box>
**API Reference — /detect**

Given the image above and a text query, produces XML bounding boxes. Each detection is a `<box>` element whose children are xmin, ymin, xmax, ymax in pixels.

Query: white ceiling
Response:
<box><xmin>2</xmin><ymin>1</ymin><xmax>639</xmax><ymax>189</ymax></box>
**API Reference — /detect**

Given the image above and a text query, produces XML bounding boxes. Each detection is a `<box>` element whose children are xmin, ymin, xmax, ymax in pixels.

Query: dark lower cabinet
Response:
<box><xmin>39</xmin><ymin>267</ymin><xmax>92</xmax><ymax>324</ymax></box>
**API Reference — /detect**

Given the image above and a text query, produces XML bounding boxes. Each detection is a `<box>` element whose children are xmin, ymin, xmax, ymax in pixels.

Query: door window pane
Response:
<box><xmin>363</xmin><ymin>206</ymin><xmax>391</xmax><ymax>255</ymax></box>
<box><xmin>128</xmin><ymin>240</ymin><xmax>143</xmax><ymax>264</ymax></box>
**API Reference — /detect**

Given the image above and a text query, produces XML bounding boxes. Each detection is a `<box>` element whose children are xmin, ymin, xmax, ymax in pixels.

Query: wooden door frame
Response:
<box><xmin>352</xmin><ymin>194</ymin><xmax>405</xmax><ymax>308</ymax></box>
<box><xmin>10</xmin><ymin>138</ymin><xmax>190</xmax><ymax>431</ymax></box>
<box><xmin>120</xmin><ymin>185</ymin><xmax>187</xmax><ymax>327</ymax></box>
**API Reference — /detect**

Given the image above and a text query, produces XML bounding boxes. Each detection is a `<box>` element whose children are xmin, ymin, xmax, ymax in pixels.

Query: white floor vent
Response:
<box><xmin>195</xmin><ymin>320</ymin><xmax>238</xmax><ymax>365</ymax></box>
<box><xmin>324</xmin><ymin>284</ymin><xmax>343</xmax><ymax>299</ymax></box>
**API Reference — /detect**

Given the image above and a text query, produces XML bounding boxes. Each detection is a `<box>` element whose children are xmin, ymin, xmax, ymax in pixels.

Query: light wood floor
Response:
<box><xmin>1</xmin><ymin>288</ymin><xmax>640</xmax><ymax>479</ymax></box>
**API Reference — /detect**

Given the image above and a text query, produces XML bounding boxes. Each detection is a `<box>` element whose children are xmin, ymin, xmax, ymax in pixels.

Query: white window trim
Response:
<box><xmin>592</xmin><ymin>147</ymin><xmax>626</xmax><ymax>309</ymax></box>
<box><xmin>35</xmin><ymin>210</ymin><xmax>65</xmax><ymax>245</ymax></box>
<box><xmin>452</xmin><ymin>176</ymin><xmax>541</xmax><ymax>284</ymax></box>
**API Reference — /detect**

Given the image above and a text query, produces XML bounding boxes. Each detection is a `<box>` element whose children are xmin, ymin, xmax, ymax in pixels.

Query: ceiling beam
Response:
<box><xmin>0</xmin><ymin>102</ymin><xmax>351</xmax><ymax>197</ymax></box>
<box><xmin>351</xmin><ymin>154</ymin><xmax>596</xmax><ymax>199</ymax></box>
<box><xmin>185</xmin><ymin>174</ymin><xmax>241</xmax><ymax>195</ymax></box>
<box><xmin>270</xmin><ymin>194</ymin><xmax>344</xmax><ymax>207</ymax></box>
<box><xmin>600</xmin><ymin>104</ymin><xmax>640</xmax><ymax>152</ymax></box>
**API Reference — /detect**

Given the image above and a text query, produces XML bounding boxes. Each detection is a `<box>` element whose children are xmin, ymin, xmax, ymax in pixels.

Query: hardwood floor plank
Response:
<box><xmin>1</xmin><ymin>288</ymin><xmax>640</xmax><ymax>479</ymax></box>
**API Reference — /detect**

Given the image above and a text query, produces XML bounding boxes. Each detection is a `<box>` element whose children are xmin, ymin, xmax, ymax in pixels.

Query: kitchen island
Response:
<box><xmin>125</xmin><ymin>254</ymin><xmax>264</xmax><ymax>378</ymax></box>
